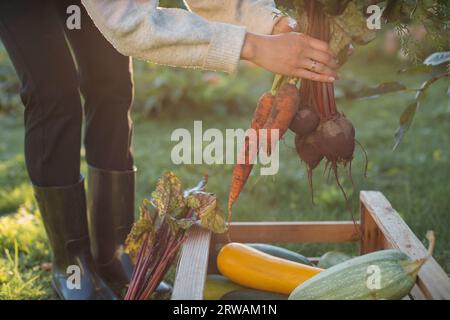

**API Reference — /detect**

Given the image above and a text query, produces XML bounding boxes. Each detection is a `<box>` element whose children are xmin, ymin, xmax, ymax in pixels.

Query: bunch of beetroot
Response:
<box><xmin>291</xmin><ymin>0</ymin><xmax>361</xmax><ymax>202</ymax></box>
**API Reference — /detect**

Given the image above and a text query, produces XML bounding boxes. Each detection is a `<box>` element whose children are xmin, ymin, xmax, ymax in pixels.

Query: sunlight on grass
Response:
<box><xmin>0</xmin><ymin>241</ymin><xmax>49</xmax><ymax>300</ymax></box>
<box><xmin>0</xmin><ymin>183</ymin><xmax>33</xmax><ymax>214</ymax></box>
<box><xmin>0</xmin><ymin>203</ymin><xmax>54</xmax><ymax>299</ymax></box>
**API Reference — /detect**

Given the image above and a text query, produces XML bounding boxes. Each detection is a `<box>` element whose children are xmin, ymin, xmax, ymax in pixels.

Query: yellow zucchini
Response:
<box><xmin>217</xmin><ymin>242</ymin><xmax>322</xmax><ymax>295</ymax></box>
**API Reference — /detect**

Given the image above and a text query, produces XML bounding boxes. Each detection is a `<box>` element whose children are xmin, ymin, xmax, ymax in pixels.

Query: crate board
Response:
<box><xmin>172</xmin><ymin>191</ymin><xmax>450</xmax><ymax>300</ymax></box>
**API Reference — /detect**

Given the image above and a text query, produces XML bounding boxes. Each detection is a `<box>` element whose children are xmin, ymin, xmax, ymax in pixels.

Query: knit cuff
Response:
<box><xmin>203</xmin><ymin>23</ymin><xmax>247</xmax><ymax>74</ymax></box>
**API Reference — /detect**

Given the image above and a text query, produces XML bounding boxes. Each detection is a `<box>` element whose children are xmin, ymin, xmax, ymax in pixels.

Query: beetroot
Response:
<box><xmin>295</xmin><ymin>132</ymin><xmax>323</xmax><ymax>203</ymax></box>
<box><xmin>295</xmin><ymin>133</ymin><xmax>323</xmax><ymax>170</ymax></box>
<box><xmin>293</xmin><ymin>0</ymin><xmax>366</xmax><ymax>215</ymax></box>
<box><xmin>315</xmin><ymin>113</ymin><xmax>355</xmax><ymax>163</ymax></box>
<box><xmin>289</xmin><ymin>106</ymin><xmax>320</xmax><ymax>137</ymax></box>
<box><xmin>335</xmin><ymin>113</ymin><xmax>355</xmax><ymax>138</ymax></box>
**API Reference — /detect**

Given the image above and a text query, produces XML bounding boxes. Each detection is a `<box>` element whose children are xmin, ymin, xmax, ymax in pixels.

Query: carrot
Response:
<box><xmin>251</xmin><ymin>92</ymin><xmax>274</xmax><ymax>129</ymax></box>
<box><xmin>264</xmin><ymin>79</ymin><xmax>300</xmax><ymax>155</ymax></box>
<box><xmin>227</xmin><ymin>78</ymin><xmax>300</xmax><ymax>226</ymax></box>
<box><xmin>227</xmin><ymin>92</ymin><xmax>274</xmax><ymax>225</ymax></box>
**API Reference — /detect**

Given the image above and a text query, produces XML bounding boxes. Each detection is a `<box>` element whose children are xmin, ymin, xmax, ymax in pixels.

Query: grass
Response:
<box><xmin>0</xmin><ymin>45</ymin><xmax>449</xmax><ymax>299</ymax></box>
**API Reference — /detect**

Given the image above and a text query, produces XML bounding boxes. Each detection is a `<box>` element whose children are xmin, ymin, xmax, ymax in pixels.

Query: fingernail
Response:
<box><xmin>329</xmin><ymin>77</ymin><xmax>335</xmax><ymax>82</ymax></box>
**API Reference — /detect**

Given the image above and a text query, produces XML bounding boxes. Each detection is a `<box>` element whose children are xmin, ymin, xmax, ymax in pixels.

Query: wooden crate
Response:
<box><xmin>172</xmin><ymin>191</ymin><xmax>450</xmax><ymax>300</ymax></box>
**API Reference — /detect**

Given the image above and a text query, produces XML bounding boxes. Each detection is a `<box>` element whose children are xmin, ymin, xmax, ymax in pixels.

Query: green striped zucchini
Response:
<box><xmin>290</xmin><ymin>232</ymin><xmax>434</xmax><ymax>300</ymax></box>
<box><xmin>289</xmin><ymin>248</ymin><xmax>429</xmax><ymax>300</ymax></box>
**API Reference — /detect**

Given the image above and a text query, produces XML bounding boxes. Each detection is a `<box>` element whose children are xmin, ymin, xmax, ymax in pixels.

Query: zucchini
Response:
<box><xmin>217</xmin><ymin>242</ymin><xmax>322</xmax><ymax>295</ymax></box>
<box><xmin>204</xmin><ymin>275</ymin><xmax>246</xmax><ymax>300</ymax></box>
<box><xmin>289</xmin><ymin>232</ymin><xmax>434</xmax><ymax>300</ymax></box>
<box><xmin>221</xmin><ymin>289</ymin><xmax>288</xmax><ymax>300</ymax></box>
<box><xmin>247</xmin><ymin>243</ymin><xmax>312</xmax><ymax>266</ymax></box>
<box><xmin>317</xmin><ymin>251</ymin><xmax>352</xmax><ymax>269</ymax></box>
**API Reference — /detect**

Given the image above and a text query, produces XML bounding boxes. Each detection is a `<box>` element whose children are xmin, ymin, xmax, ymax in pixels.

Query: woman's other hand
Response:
<box><xmin>272</xmin><ymin>16</ymin><xmax>298</xmax><ymax>34</ymax></box>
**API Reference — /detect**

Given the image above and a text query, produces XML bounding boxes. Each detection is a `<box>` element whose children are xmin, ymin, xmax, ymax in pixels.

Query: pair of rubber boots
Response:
<box><xmin>33</xmin><ymin>166</ymin><xmax>171</xmax><ymax>300</ymax></box>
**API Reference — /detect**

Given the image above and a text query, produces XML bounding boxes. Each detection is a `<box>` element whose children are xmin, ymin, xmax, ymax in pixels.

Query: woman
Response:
<box><xmin>0</xmin><ymin>0</ymin><xmax>337</xmax><ymax>300</ymax></box>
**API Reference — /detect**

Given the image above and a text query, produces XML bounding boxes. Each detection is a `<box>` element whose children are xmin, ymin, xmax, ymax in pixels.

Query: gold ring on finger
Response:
<box><xmin>310</xmin><ymin>59</ymin><xmax>317</xmax><ymax>72</ymax></box>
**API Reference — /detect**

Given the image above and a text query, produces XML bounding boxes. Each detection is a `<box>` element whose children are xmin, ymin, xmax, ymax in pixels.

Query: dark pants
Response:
<box><xmin>0</xmin><ymin>0</ymin><xmax>134</xmax><ymax>187</ymax></box>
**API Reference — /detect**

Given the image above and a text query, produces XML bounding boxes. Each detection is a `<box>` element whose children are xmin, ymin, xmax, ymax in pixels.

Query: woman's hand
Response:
<box><xmin>241</xmin><ymin>31</ymin><xmax>338</xmax><ymax>82</ymax></box>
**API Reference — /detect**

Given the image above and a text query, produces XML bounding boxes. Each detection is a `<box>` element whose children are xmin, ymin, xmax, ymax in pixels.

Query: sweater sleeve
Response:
<box><xmin>81</xmin><ymin>0</ymin><xmax>247</xmax><ymax>74</ymax></box>
<box><xmin>184</xmin><ymin>0</ymin><xmax>281</xmax><ymax>35</ymax></box>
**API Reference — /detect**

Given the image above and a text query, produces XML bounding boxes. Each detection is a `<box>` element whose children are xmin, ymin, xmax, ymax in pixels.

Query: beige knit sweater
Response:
<box><xmin>81</xmin><ymin>0</ymin><xmax>281</xmax><ymax>74</ymax></box>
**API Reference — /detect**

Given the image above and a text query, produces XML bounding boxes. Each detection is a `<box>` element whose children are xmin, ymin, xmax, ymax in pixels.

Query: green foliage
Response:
<box><xmin>159</xmin><ymin>0</ymin><xmax>185</xmax><ymax>8</ymax></box>
<box><xmin>292</xmin><ymin>0</ymin><xmax>449</xmax><ymax>63</ymax></box>
<box><xmin>340</xmin><ymin>46</ymin><xmax>449</xmax><ymax>149</ymax></box>
<box><xmin>0</xmin><ymin>46</ymin><xmax>21</xmax><ymax>114</ymax></box>
<box><xmin>0</xmin><ymin>243</ymin><xmax>49</xmax><ymax>300</ymax></box>
<box><xmin>336</xmin><ymin>80</ymin><xmax>407</xmax><ymax>99</ymax></box>
<box><xmin>384</xmin><ymin>0</ymin><xmax>450</xmax><ymax>62</ymax></box>
<box><xmin>133</xmin><ymin>61</ymin><xmax>271</xmax><ymax>117</ymax></box>
<box><xmin>0</xmin><ymin>117</ymin><xmax>33</xmax><ymax>213</ymax></box>
<box><xmin>317</xmin><ymin>0</ymin><xmax>352</xmax><ymax>16</ymax></box>
<box><xmin>0</xmin><ymin>204</ymin><xmax>54</xmax><ymax>299</ymax></box>
<box><xmin>293</xmin><ymin>1</ymin><xmax>377</xmax><ymax>56</ymax></box>
<box><xmin>394</xmin><ymin>62</ymin><xmax>449</xmax><ymax>150</ymax></box>
<box><xmin>151</xmin><ymin>171</ymin><xmax>185</xmax><ymax>216</ymax></box>
<box><xmin>126</xmin><ymin>172</ymin><xmax>226</xmax><ymax>260</ymax></box>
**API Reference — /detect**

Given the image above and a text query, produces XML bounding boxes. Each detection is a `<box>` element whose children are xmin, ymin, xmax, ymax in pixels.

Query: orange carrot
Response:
<box><xmin>227</xmin><ymin>92</ymin><xmax>274</xmax><ymax>225</ymax></box>
<box><xmin>264</xmin><ymin>80</ymin><xmax>300</xmax><ymax>155</ymax></box>
<box><xmin>251</xmin><ymin>92</ymin><xmax>274</xmax><ymax>130</ymax></box>
<box><xmin>227</xmin><ymin>79</ymin><xmax>299</xmax><ymax>226</ymax></box>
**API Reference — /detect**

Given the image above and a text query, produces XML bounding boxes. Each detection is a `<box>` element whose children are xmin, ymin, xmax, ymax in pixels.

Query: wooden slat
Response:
<box><xmin>360</xmin><ymin>201</ymin><xmax>382</xmax><ymax>254</ymax></box>
<box><xmin>213</xmin><ymin>221</ymin><xmax>360</xmax><ymax>244</ymax></box>
<box><xmin>378</xmin><ymin>232</ymin><xmax>427</xmax><ymax>300</ymax></box>
<box><xmin>360</xmin><ymin>191</ymin><xmax>450</xmax><ymax>300</ymax></box>
<box><xmin>172</xmin><ymin>226</ymin><xmax>211</xmax><ymax>300</ymax></box>
<box><xmin>207</xmin><ymin>237</ymin><xmax>219</xmax><ymax>274</ymax></box>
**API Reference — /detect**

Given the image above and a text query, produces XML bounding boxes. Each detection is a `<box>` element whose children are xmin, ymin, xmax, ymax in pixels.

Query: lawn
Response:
<box><xmin>0</xmin><ymin>44</ymin><xmax>449</xmax><ymax>299</ymax></box>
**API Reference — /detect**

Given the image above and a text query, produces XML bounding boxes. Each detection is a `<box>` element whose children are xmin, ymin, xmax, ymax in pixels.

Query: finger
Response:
<box><xmin>294</xmin><ymin>69</ymin><xmax>336</xmax><ymax>83</ymax></box>
<box><xmin>298</xmin><ymin>58</ymin><xmax>338</xmax><ymax>77</ymax></box>
<box><xmin>303</xmin><ymin>48</ymin><xmax>338</xmax><ymax>68</ymax></box>
<box><xmin>304</xmin><ymin>35</ymin><xmax>331</xmax><ymax>53</ymax></box>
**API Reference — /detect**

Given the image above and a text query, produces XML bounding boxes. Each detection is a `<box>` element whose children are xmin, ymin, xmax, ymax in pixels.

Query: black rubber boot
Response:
<box><xmin>87</xmin><ymin>165</ymin><xmax>172</xmax><ymax>296</ymax></box>
<box><xmin>33</xmin><ymin>177</ymin><xmax>117</xmax><ymax>300</ymax></box>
